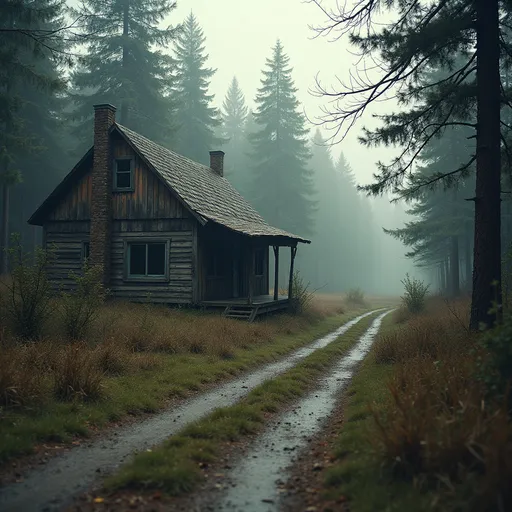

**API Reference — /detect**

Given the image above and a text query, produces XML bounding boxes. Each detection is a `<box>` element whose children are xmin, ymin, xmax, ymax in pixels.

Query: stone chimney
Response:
<box><xmin>90</xmin><ymin>103</ymin><xmax>116</xmax><ymax>285</ymax></box>
<box><xmin>209</xmin><ymin>150</ymin><xmax>225</xmax><ymax>177</ymax></box>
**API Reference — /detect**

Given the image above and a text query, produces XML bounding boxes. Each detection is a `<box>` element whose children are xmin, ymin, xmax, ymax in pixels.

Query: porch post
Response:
<box><xmin>288</xmin><ymin>245</ymin><xmax>297</xmax><ymax>301</ymax></box>
<box><xmin>273</xmin><ymin>245</ymin><xmax>279</xmax><ymax>301</ymax></box>
<box><xmin>248</xmin><ymin>245</ymin><xmax>253</xmax><ymax>305</ymax></box>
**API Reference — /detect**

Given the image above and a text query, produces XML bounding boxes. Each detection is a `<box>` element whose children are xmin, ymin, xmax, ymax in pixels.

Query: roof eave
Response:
<box><xmin>28</xmin><ymin>147</ymin><xmax>94</xmax><ymax>226</ymax></box>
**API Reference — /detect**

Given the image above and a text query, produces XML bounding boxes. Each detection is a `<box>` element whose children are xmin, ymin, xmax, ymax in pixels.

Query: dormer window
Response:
<box><xmin>114</xmin><ymin>158</ymin><xmax>133</xmax><ymax>191</ymax></box>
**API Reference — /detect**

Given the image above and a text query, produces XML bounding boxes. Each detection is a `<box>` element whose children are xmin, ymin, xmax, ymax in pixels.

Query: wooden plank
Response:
<box><xmin>273</xmin><ymin>246</ymin><xmax>279</xmax><ymax>301</ymax></box>
<box><xmin>288</xmin><ymin>245</ymin><xmax>297</xmax><ymax>300</ymax></box>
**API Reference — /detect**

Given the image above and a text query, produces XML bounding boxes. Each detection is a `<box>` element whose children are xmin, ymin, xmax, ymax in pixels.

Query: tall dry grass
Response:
<box><xmin>0</xmin><ymin>293</ymin><xmax>347</xmax><ymax>409</ymax></box>
<box><xmin>370</xmin><ymin>299</ymin><xmax>512</xmax><ymax>511</ymax></box>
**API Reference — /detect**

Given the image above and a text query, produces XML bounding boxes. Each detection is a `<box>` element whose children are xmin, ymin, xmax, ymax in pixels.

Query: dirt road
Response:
<box><xmin>0</xmin><ymin>310</ymin><xmax>381</xmax><ymax>512</ymax></box>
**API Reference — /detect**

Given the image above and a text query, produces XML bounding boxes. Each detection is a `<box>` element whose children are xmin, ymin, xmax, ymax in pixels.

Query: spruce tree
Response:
<box><xmin>220</xmin><ymin>76</ymin><xmax>249</xmax><ymax>193</ymax></box>
<box><xmin>69</xmin><ymin>0</ymin><xmax>179</xmax><ymax>152</ymax></box>
<box><xmin>173</xmin><ymin>13</ymin><xmax>221</xmax><ymax>165</ymax></box>
<box><xmin>0</xmin><ymin>0</ymin><xmax>66</xmax><ymax>272</ymax></box>
<box><xmin>249</xmin><ymin>40</ymin><xmax>315</xmax><ymax>236</ymax></box>
<box><xmin>314</xmin><ymin>0</ymin><xmax>503</xmax><ymax>329</ymax></box>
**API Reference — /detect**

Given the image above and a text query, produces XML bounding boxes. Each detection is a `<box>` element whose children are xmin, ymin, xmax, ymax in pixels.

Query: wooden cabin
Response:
<box><xmin>29</xmin><ymin>104</ymin><xmax>310</xmax><ymax>319</ymax></box>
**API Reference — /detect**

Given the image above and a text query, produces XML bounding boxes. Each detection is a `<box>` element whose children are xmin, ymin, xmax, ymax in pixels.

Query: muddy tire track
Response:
<box><xmin>210</xmin><ymin>310</ymin><xmax>391</xmax><ymax>512</ymax></box>
<box><xmin>0</xmin><ymin>310</ymin><xmax>380</xmax><ymax>512</ymax></box>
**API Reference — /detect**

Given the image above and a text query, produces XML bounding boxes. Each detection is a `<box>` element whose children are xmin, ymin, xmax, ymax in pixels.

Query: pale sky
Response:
<box><xmin>170</xmin><ymin>0</ymin><xmax>399</xmax><ymax>187</ymax></box>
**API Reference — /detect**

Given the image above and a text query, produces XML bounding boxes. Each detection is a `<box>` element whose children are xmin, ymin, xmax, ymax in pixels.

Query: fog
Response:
<box><xmin>5</xmin><ymin>0</ymin><xmax>422</xmax><ymax>296</ymax></box>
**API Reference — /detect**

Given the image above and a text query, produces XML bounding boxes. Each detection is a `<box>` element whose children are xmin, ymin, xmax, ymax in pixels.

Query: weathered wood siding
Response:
<box><xmin>49</xmin><ymin>171</ymin><xmax>92</xmax><ymax>221</ymax></box>
<box><xmin>253</xmin><ymin>248</ymin><xmax>270</xmax><ymax>296</ymax></box>
<box><xmin>109</xmin><ymin>219</ymin><xmax>195</xmax><ymax>304</ymax></box>
<box><xmin>44</xmin><ymin>222</ymin><xmax>89</xmax><ymax>290</ymax></box>
<box><xmin>112</xmin><ymin>136</ymin><xmax>190</xmax><ymax>220</ymax></box>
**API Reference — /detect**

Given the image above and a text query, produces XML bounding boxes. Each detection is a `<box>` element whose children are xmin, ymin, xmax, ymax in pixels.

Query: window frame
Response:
<box><xmin>82</xmin><ymin>241</ymin><xmax>90</xmax><ymax>262</ymax></box>
<box><xmin>113</xmin><ymin>157</ymin><xmax>135</xmax><ymax>192</ymax></box>
<box><xmin>254</xmin><ymin>248</ymin><xmax>265</xmax><ymax>277</ymax></box>
<box><xmin>123</xmin><ymin>239</ymin><xmax>170</xmax><ymax>282</ymax></box>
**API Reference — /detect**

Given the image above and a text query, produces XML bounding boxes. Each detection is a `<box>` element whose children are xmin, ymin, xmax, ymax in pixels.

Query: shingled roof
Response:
<box><xmin>114</xmin><ymin>124</ymin><xmax>310</xmax><ymax>243</ymax></box>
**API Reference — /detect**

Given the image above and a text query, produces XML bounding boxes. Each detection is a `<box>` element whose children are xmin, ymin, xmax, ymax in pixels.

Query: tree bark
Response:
<box><xmin>470</xmin><ymin>0</ymin><xmax>502</xmax><ymax>329</ymax></box>
<box><xmin>450</xmin><ymin>235</ymin><xmax>460</xmax><ymax>297</ymax></box>
<box><xmin>120</xmin><ymin>0</ymin><xmax>129</xmax><ymax>124</ymax></box>
<box><xmin>0</xmin><ymin>183</ymin><xmax>9</xmax><ymax>274</ymax></box>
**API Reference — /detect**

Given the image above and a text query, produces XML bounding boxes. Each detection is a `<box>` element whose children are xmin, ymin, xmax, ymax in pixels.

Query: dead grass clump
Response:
<box><xmin>53</xmin><ymin>344</ymin><xmax>104</xmax><ymax>402</ymax></box>
<box><xmin>345</xmin><ymin>288</ymin><xmax>366</xmax><ymax>307</ymax></box>
<box><xmin>373</xmin><ymin>303</ymin><xmax>471</xmax><ymax>365</ymax></box>
<box><xmin>371</xmin><ymin>298</ymin><xmax>512</xmax><ymax>510</ymax></box>
<box><xmin>0</xmin><ymin>346</ymin><xmax>45</xmax><ymax>407</ymax></box>
<box><xmin>130</xmin><ymin>353</ymin><xmax>161</xmax><ymax>371</ymax></box>
<box><xmin>94</xmin><ymin>339</ymin><xmax>131</xmax><ymax>376</ymax></box>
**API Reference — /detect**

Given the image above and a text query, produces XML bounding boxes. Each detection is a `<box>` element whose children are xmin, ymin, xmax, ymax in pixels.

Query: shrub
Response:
<box><xmin>61</xmin><ymin>264</ymin><xmax>106</xmax><ymax>341</ymax></box>
<box><xmin>289</xmin><ymin>271</ymin><xmax>314</xmax><ymax>315</ymax></box>
<box><xmin>1</xmin><ymin>236</ymin><xmax>54</xmax><ymax>340</ymax></box>
<box><xmin>53</xmin><ymin>344</ymin><xmax>103</xmax><ymax>402</ymax></box>
<box><xmin>345</xmin><ymin>288</ymin><xmax>366</xmax><ymax>306</ymax></box>
<box><xmin>0</xmin><ymin>346</ymin><xmax>44</xmax><ymax>407</ymax></box>
<box><xmin>401</xmin><ymin>273</ymin><xmax>429</xmax><ymax>313</ymax></box>
<box><xmin>477</xmin><ymin>315</ymin><xmax>512</xmax><ymax>399</ymax></box>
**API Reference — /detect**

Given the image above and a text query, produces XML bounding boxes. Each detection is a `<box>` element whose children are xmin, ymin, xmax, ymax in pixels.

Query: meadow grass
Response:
<box><xmin>0</xmin><ymin>294</ymin><xmax>374</xmax><ymax>465</ymax></box>
<box><xmin>322</xmin><ymin>298</ymin><xmax>512</xmax><ymax>512</ymax></box>
<box><xmin>104</xmin><ymin>311</ymin><xmax>379</xmax><ymax>495</ymax></box>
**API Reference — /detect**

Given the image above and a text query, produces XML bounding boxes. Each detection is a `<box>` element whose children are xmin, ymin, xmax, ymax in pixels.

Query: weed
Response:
<box><xmin>53</xmin><ymin>344</ymin><xmax>104</xmax><ymax>402</ymax></box>
<box><xmin>1</xmin><ymin>236</ymin><xmax>54</xmax><ymax>340</ymax></box>
<box><xmin>61</xmin><ymin>264</ymin><xmax>106</xmax><ymax>341</ymax></box>
<box><xmin>401</xmin><ymin>274</ymin><xmax>429</xmax><ymax>313</ymax></box>
<box><xmin>346</xmin><ymin>288</ymin><xmax>366</xmax><ymax>306</ymax></box>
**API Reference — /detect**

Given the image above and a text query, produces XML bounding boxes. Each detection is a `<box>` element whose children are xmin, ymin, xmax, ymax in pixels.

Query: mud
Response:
<box><xmin>213</xmin><ymin>310</ymin><xmax>391</xmax><ymax>512</ymax></box>
<box><xmin>0</xmin><ymin>310</ymin><xmax>379</xmax><ymax>512</ymax></box>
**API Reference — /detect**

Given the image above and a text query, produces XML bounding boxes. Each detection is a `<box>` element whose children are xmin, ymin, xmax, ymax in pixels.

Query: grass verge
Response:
<box><xmin>104</xmin><ymin>311</ymin><xmax>381</xmax><ymax>495</ymax></box>
<box><xmin>0</xmin><ymin>304</ymin><xmax>372</xmax><ymax>465</ymax></box>
<box><xmin>322</xmin><ymin>299</ymin><xmax>512</xmax><ymax>512</ymax></box>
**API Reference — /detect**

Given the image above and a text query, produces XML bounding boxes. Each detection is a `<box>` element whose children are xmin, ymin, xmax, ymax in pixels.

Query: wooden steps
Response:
<box><xmin>223</xmin><ymin>305</ymin><xmax>260</xmax><ymax>322</ymax></box>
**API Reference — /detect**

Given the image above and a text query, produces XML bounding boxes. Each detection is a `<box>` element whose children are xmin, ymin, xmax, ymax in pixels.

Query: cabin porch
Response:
<box><xmin>201</xmin><ymin>295</ymin><xmax>290</xmax><ymax>321</ymax></box>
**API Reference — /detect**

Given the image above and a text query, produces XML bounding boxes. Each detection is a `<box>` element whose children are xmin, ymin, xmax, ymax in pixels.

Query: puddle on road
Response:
<box><xmin>215</xmin><ymin>310</ymin><xmax>391</xmax><ymax>512</ymax></box>
<box><xmin>0</xmin><ymin>310</ymin><xmax>380</xmax><ymax>512</ymax></box>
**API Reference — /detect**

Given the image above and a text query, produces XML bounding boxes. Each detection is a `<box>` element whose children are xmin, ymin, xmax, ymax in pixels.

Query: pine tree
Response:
<box><xmin>314</xmin><ymin>0</ymin><xmax>503</xmax><ymax>329</ymax></box>
<box><xmin>173</xmin><ymin>13</ymin><xmax>221</xmax><ymax>165</ymax></box>
<box><xmin>249</xmin><ymin>40</ymin><xmax>315</xmax><ymax>236</ymax></box>
<box><xmin>0</xmin><ymin>0</ymin><xmax>66</xmax><ymax>272</ymax></box>
<box><xmin>69</xmin><ymin>0</ymin><xmax>179</xmax><ymax>152</ymax></box>
<box><xmin>220</xmin><ymin>76</ymin><xmax>249</xmax><ymax>193</ymax></box>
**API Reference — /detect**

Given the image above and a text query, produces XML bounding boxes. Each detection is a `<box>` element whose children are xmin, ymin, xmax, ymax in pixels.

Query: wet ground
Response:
<box><xmin>0</xmin><ymin>310</ymin><xmax>380</xmax><ymax>512</ymax></box>
<box><xmin>183</xmin><ymin>311</ymin><xmax>390</xmax><ymax>512</ymax></box>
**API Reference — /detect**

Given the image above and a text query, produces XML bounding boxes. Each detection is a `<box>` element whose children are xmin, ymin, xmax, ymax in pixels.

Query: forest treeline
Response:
<box><xmin>0</xmin><ymin>0</ymin><xmax>413</xmax><ymax>294</ymax></box>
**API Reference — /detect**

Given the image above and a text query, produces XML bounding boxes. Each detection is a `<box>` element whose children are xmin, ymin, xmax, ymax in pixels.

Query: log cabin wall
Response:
<box><xmin>43</xmin><ymin>134</ymin><xmax>197</xmax><ymax>303</ymax></box>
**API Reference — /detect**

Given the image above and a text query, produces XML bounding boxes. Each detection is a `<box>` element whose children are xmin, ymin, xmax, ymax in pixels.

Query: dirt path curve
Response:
<box><xmin>0</xmin><ymin>310</ymin><xmax>381</xmax><ymax>512</ymax></box>
<box><xmin>207</xmin><ymin>310</ymin><xmax>391</xmax><ymax>512</ymax></box>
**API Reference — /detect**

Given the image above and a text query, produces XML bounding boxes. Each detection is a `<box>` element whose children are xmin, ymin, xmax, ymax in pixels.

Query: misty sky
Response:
<box><xmin>170</xmin><ymin>0</ymin><xmax>399</xmax><ymax>188</ymax></box>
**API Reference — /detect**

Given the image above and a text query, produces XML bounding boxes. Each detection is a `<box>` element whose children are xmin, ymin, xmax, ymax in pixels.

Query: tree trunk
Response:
<box><xmin>465</xmin><ymin>232</ymin><xmax>472</xmax><ymax>291</ymax></box>
<box><xmin>450</xmin><ymin>235</ymin><xmax>460</xmax><ymax>297</ymax></box>
<box><xmin>470</xmin><ymin>0</ymin><xmax>502</xmax><ymax>329</ymax></box>
<box><xmin>440</xmin><ymin>261</ymin><xmax>446</xmax><ymax>293</ymax></box>
<box><xmin>0</xmin><ymin>183</ymin><xmax>10</xmax><ymax>274</ymax></box>
<box><xmin>120</xmin><ymin>1</ymin><xmax>129</xmax><ymax>124</ymax></box>
<box><xmin>445</xmin><ymin>257</ymin><xmax>450</xmax><ymax>295</ymax></box>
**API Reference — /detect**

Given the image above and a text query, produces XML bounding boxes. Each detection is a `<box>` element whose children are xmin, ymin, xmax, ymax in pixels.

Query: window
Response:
<box><xmin>82</xmin><ymin>241</ymin><xmax>90</xmax><ymax>261</ymax></box>
<box><xmin>126</xmin><ymin>241</ymin><xmax>168</xmax><ymax>279</ymax></box>
<box><xmin>254</xmin><ymin>248</ymin><xmax>265</xmax><ymax>276</ymax></box>
<box><xmin>114</xmin><ymin>158</ymin><xmax>133</xmax><ymax>191</ymax></box>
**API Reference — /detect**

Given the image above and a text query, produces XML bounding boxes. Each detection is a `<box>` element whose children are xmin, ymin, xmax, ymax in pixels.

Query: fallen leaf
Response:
<box><xmin>93</xmin><ymin>497</ymin><xmax>105</xmax><ymax>503</ymax></box>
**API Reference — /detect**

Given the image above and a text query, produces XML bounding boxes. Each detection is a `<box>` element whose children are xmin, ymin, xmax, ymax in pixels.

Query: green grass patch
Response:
<box><xmin>0</xmin><ymin>309</ymin><xmax>372</xmax><ymax>465</ymax></box>
<box><xmin>321</xmin><ymin>314</ymin><xmax>434</xmax><ymax>511</ymax></box>
<box><xmin>105</xmin><ymin>312</ymin><xmax>380</xmax><ymax>494</ymax></box>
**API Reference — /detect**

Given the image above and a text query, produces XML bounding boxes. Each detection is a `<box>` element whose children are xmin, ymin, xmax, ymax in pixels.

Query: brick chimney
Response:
<box><xmin>90</xmin><ymin>104</ymin><xmax>116</xmax><ymax>285</ymax></box>
<box><xmin>209</xmin><ymin>150</ymin><xmax>225</xmax><ymax>177</ymax></box>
